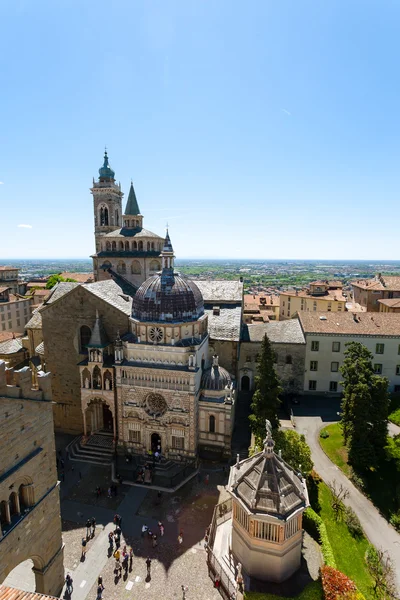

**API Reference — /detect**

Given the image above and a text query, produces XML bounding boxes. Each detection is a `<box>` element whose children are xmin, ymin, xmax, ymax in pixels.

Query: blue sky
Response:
<box><xmin>1</xmin><ymin>0</ymin><xmax>400</xmax><ymax>260</ymax></box>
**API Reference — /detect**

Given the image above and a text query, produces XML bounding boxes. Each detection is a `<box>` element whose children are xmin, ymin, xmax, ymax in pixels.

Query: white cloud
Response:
<box><xmin>281</xmin><ymin>108</ymin><xmax>291</xmax><ymax>116</ymax></box>
<box><xmin>18</xmin><ymin>224</ymin><xmax>33</xmax><ymax>228</ymax></box>
<box><xmin>0</xmin><ymin>181</ymin><xmax>4</xmax><ymax>184</ymax></box>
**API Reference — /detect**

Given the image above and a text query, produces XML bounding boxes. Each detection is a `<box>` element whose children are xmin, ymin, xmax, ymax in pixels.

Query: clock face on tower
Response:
<box><xmin>149</xmin><ymin>326</ymin><xmax>163</xmax><ymax>343</ymax></box>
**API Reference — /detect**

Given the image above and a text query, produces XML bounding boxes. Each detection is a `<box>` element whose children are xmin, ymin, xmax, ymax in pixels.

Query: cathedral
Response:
<box><xmin>39</xmin><ymin>153</ymin><xmax>239</xmax><ymax>460</ymax></box>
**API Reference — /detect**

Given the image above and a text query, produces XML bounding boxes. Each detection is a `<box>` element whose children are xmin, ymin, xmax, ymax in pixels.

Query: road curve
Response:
<box><xmin>295</xmin><ymin>416</ymin><xmax>400</xmax><ymax>586</ymax></box>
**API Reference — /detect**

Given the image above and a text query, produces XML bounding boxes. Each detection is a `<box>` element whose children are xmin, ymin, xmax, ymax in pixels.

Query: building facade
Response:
<box><xmin>0</xmin><ymin>287</ymin><xmax>33</xmax><ymax>334</ymax></box>
<box><xmin>243</xmin><ymin>294</ymin><xmax>280</xmax><ymax>323</ymax></box>
<box><xmin>351</xmin><ymin>274</ymin><xmax>400</xmax><ymax>312</ymax></box>
<box><xmin>298</xmin><ymin>312</ymin><xmax>400</xmax><ymax>394</ymax></box>
<box><xmin>0</xmin><ymin>361</ymin><xmax>64</xmax><ymax>596</ymax></box>
<box><xmin>239</xmin><ymin>321</ymin><xmax>306</xmax><ymax>394</ymax></box>
<box><xmin>0</xmin><ymin>268</ymin><xmax>20</xmax><ymax>295</ymax></box>
<box><xmin>91</xmin><ymin>152</ymin><xmax>163</xmax><ymax>289</ymax></box>
<box><xmin>279</xmin><ymin>281</ymin><xmax>346</xmax><ymax>320</ymax></box>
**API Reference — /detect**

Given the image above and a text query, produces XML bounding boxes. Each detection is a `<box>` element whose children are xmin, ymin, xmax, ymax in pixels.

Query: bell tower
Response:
<box><xmin>91</xmin><ymin>151</ymin><xmax>123</xmax><ymax>254</ymax></box>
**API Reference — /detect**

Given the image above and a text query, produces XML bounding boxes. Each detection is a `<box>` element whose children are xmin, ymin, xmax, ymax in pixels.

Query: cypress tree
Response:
<box><xmin>249</xmin><ymin>333</ymin><xmax>282</xmax><ymax>445</ymax></box>
<box><xmin>340</xmin><ymin>341</ymin><xmax>389</xmax><ymax>471</ymax></box>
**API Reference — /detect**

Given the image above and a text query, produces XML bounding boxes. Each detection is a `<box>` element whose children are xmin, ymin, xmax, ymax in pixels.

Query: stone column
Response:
<box><xmin>83</xmin><ymin>410</ymin><xmax>87</xmax><ymax>437</ymax></box>
<box><xmin>4</xmin><ymin>502</ymin><xmax>11</xmax><ymax>525</ymax></box>
<box><xmin>14</xmin><ymin>493</ymin><xmax>20</xmax><ymax>515</ymax></box>
<box><xmin>113</xmin><ymin>411</ymin><xmax>117</xmax><ymax>440</ymax></box>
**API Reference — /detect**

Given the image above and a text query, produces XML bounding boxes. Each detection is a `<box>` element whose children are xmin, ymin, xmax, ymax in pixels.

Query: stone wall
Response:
<box><xmin>0</xmin><ymin>394</ymin><xmax>64</xmax><ymax>596</ymax></box>
<box><xmin>41</xmin><ymin>286</ymin><xmax>129</xmax><ymax>434</ymax></box>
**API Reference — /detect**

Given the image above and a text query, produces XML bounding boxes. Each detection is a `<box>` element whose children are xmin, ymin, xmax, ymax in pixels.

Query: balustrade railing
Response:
<box><xmin>121</xmin><ymin>378</ymin><xmax>191</xmax><ymax>391</ymax></box>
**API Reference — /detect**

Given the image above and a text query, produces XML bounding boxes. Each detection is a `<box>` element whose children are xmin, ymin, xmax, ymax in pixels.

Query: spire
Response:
<box><xmin>87</xmin><ymin>310</ymin><xmax>109</xmax><ymax>348</ymax></box>
<box><xmin>98</xmin><ymin>150</ymin><xmax>115</xmax><ymax>182</ymax></box>
<box><xmin>163</xmin><ymin>228</ymin><xmax>174</xmax><ymax>253</ymax></box>
<box><xmin>160</xmin><ymin>229</ymin><xmax>175</xmax><ymax>277</ymax></box>
<box><xmin>124</xmin><ymin>181</ymin><xmax>141</xmax><ymax>216</ymax></box>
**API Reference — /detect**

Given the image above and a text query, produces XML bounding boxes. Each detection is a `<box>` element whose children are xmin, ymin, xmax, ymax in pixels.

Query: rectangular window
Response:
<box><xmin>327</xmin><ymin>303</ymin><xmax>332</xmax><ymax>312</ymax></box>
<box><xmin>329</xmin><ymin>381</ymin><xmax>338</xmax><ymax>392</ymax></box>
<box><xmin>376</xmin><ymin>343</ymin><xmax>385</xmax><ymax>354</ymax></box>
<box><xmin>1</xmin><ymin>323</ymin><xmax>5</xmax><ymax>331</ymax></box>
<box><xmin>283</xmin><ymin>301</ymin><xmax>285</xmax><ymax>307</ymax></box>
<box><xmin>128</xmin><ymin>430</ymin><xmax>140</xmax><ymax>443</ymax></box>
<box><xmin>287</xmin><ymin>310</ymin><xmax>290</xmax><ymax>316</ymax></box>
<box><xmin>7</xmin><ymin>313</ymin><xmax>11</xmax><ymax>320</ymax></box>
<box><xmin>1</xmin><ymin>315</ymin><xmax>4</xmax><ymax>321</ymax></box>
<box><xmin>17</xmin><ymin>319</ymin><xmax>20</xmax><ymax>326</ymax></box>
<box><xmin>337</xmin><ymin>305</ymin><xmax>342</xmax><ymax>311</ymax></box>
<box><xmin>396</xmin><ymin>366</ymin><xmax>400</xmax><ymax>376</ymax></box>
<box><xmin>331</xmin><ymin>362</ymin><xmax>339</xmax><ymax>372</ymax></box>
<box><xmin>309</xmin><ymin>380</ymin><xmax>317</xmax><ymax>391</ymax></box>
<box><xmin>313</xmin><ymin>302</ymin><xmax>317</xmax><ymax>312</ymax></box>
<box><xmin>311</xmin><ymin>341</ymin><xmax>319</xmax><ymax>352</ymax></box>
<box><xmin>172</xmin><ymin>436</ymin><xmax>184</xmax><ymax>450</ymax></box>
<box><xmin>374</xmin><ymin>364</ymin><xmax>382</xmax><ymax>375</ymax></box>
<box><xmin>395</xmin><ymin>385</ymin><xmax>400</xmax><ymax>393</ymax></box>
<box><xmin>310</xmin><ymin>361</ymin><xmax>318</xmax><ymax>371</ymax></box>
<box><xmin>16</xmin><ymin>311</ymin><xmax>20</xmax><ymax>318</ymax></box>
<box><xmin>332</xmin><ymin>341</ymin><xmax>341</xmax><ymax>352</ymax></box>
<box><xmin>8</xmin><ymin>322</ymin><xmax>12</xmax><ymax>329</ymax></box>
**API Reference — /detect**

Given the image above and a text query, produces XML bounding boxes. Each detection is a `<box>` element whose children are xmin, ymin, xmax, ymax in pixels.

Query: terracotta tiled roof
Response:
<box><xmin>58</xmin><ymin>272</ymin><xmax>94</xmax><ymax>283</ymax></box>
<box><xmin>351</xmin><ymin>275</ymin><xmax>400</xmax><ymax>292</ymax></box>
<box><xmin>0</xmin><ymin>332</ymin><xmax>23</xmax><ymax>343</ymax></box>
<box><xmin>280</xmin><ymin>289</ymin><xmax>346</xmax><ymax>302</ymax></box>
<box><xmin>244</xmin><ymin>294</ymin><xmax>280</xmax><ymax>307</ymax></box>
<box><xmin>0</xmin><ymin>585</ymin><xmax>58</xmax><ymax>600</ymax></box>
<box><xmin>26</xmin><ymin>282</ymin><xmax>47</xmax><ymax>289</ymax></box>
<box><xmin>299</xmin><ymin>311</ymin><xmax>400</xmax><ymax>336</ymax></box>
<box><xmin>378</xmin><ymin>298</ymin><xmax>400</xmax><ymax>308</ymax></box>
<box><xmin>0</xmin><ymin>286</ymin><xmax>11</xmax><ymax>294</ymax></box>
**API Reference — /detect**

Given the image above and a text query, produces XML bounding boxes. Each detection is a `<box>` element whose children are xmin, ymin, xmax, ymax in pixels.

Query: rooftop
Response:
<box><xmin>242</xmin><ymin>319</ymin><xmax>305</xmax><ymax>344</ymax></box>
<box><xmin>378</xmin><ymin>298</ymin><xmax>400</xmax><ymax>308</ymax></box>
<box><xmin>104</xmin><ymin>227</ymin><xmax>163</xmax><ymax>239</ymax></box>
<box><xmin>244</xmin><ymin>294</ymin><xmax>280</xmax><ymax>308</ymax></box>
<box><xmin>0</xmin><ymin>337</ymin><xmax>24</xmax><ymax>355</ymax></box>
<box><xmin>25</xmin><ymin>309</ymin><xmax>42</xmax><ymax>329</ymax></box>
<box><xmin>0</xmin><ymin>585</ymin><xmax>57</xmax><ymax>600</ymax></box>
<box><xmin>0</xmin><ymin>287</ymin><xmax>11</xmax><ymax>294</ymax></box>
<box><xmin>58</xmin><ymin>272</ymin><xmax>94</xmax><ymax>283</ymax></box>
<box><xmin>43</xmin><ymin>280</ymin><xmax>132</xmax><ymax>316</ymax></box>
<box><xmin>195</xmin><ymin>280</ymin><xmax>243</xmax><ymax>304</ymax></box>
<box><xmin>351</xmin><ymin>275</ymin><xmax>400</xmax><ymax>292</ymax></box>
<box><xmin>280</xmin><ymin>288</ymin><xmax>346</xmax><ymax>302</ymax></box>
<box><xmin>299</xmin><ymin>311</ymin><xmax>400</xmax><ymax>336</ymax></box>
<box><xmin>0</xmin><ymin>266</ymin><xmax>18</xmax><ymax>272</ymax></box>
<box><xmin>205</xmin><ymin>306</ymin><xmax>242</xmax><ymax>341</ymax></box>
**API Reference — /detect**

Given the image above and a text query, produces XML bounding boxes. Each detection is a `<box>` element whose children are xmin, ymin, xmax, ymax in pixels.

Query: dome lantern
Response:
<box><xmin>98</xmin><ymin>150</ymin><xmax>115</xmax><ymax>182</ymax></box>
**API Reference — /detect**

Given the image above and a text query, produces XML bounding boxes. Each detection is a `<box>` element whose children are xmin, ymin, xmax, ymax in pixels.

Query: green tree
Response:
<box><xmin>340</xmin><ymin>342</ymin><xmax>389</xmax><ymax>472</ymax></box>
<box><xmin>249</xmin><ymin>333</ymin><xmax>281</xmax><ymax>445</ymax></box>
<box><xmin>274</xmin><ymin>429</ymin><xmax>314</xmax><ymax>475</ymax></box>
<box><xmin>45</xmin><ymin>274</ymin><xmax>77</xmax><ymax>289</ymax></box>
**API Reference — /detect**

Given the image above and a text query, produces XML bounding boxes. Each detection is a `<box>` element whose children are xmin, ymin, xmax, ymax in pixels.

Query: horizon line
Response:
<box><xmin>2</xmin><ymin>257</ymin><xmax>400</xmax><ymax>263</ymax></box>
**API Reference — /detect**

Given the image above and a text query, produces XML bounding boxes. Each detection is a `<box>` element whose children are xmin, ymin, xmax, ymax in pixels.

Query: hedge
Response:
<box><xmin>303</xmin><ymin>507</ymin><xmax>336</xmax><ymax>568</ymax></box>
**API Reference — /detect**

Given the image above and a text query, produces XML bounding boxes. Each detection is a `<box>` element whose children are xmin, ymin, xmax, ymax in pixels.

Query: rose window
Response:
<box><xmin>144</xmin><ymin>393</ymin><xmax>168</xmax><ymax>417</ymax></box>
<box><xmin>149</xmin><ymin>327</ymin><xmax>163</xmax><ymax>343</ymax></box>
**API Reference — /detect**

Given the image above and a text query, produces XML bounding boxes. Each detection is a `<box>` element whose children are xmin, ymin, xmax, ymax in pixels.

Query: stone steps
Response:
<box><xmin>69</xmin><ymin>436</ymin><xmax>113</xmax><ymax>466</ymax></box>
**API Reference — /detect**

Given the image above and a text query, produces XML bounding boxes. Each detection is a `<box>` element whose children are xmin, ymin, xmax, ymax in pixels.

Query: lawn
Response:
<box><xmin>319</xmin><ymin>423</ymin><xmax>397</xmax><ymax>520</ymax></box>
<box><xmin>244</xmin><ymin>580</ymin><xmax>323</xmax><ymax>600</ymax></box>
<box><xmin>389</xmin><ymin>393</ymin><xmax>400</xmax><ymax>425</ymax></box>
<box><xmin>319</xmin><ymin>423</ymin><xmax>351</xmax><ymax>477</ymax></box>
<box><xmin>318</xmin><ymin>481</ymin><xmax>373</xmax><ymax>598</ymax></box>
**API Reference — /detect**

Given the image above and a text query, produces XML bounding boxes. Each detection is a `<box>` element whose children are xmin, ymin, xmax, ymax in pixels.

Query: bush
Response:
<box><xmin>307</xmin><ymin>470</ymin><xmax>322</xmax><ymax>513</ymax></box>
<box><xmin>320</xmin><ymin>430</ymin><xmax>329</xmax><ymax>439</ymax></box>
<box><xmin>349</xmin><ymin>472</ymin><xmax>365</xmax><ymax>492</ymax></box>
<box><xmin>321</xmin><ymin>565</ymin><xmax>357</xmax><ymax>600</ymax></box>
<box><xmin>389</xmin><ymin>510</ymin><xmax>400</xmax><ymax>531</ymax></box>
<box><xmin>388</xmin><ymin>407</ymin><xmax>400</xmax><ymax>426</ymax></box>
<box><xmin>344</xmin><ymin>506</ymin><xmax>363</xmax><ymax>538</ymax></box>
<box><xmin>303</xmin><ymin>508</ymin><xmax>336</xmax><ymax>568</ymax></box>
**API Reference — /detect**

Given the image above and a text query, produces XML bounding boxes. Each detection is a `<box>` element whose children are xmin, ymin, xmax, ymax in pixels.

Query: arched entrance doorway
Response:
<box><xmin>83</xmin><ymin>399</ymin><xmax>115</xmax><ymax>438</ymax></box>
<box><xmin>151</xmin><ymin>432</ymin><xmax>161</xmax><ymax>454</ymax></box>
<box><xmin>241</xmin><ymin>375</ymin><xmax>250</xmax><ymax>391</ymax></box>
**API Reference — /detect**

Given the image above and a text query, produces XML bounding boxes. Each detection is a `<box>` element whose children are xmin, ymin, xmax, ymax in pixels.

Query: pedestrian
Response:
<box><xmin>141</xmin><ymin>524</ymin><xmax>148</xmax><ymax>537</ymax></box>
<box><xmin>129</xmin><ymin>547</ymin><xmax>133</xmax><ymax>570</ymax></box>
<box><xmin>86</xmin><ymin>518</ymin><xmax>91</xmax><ymax>538</ymax></box>
<box><xmin>108</xmin><ymin>531</ymin><xmax>114</xmax><ymax>550</ymax></box>
<box><xmin>81</xmin><ymin>537</ymin><xmax>87</xmax><ymax>558</ymax></box>
<box><xmin>122</xmin><ymin>552</ymin><xmax>129</xmax><ymax>572</ymax></box>
<box><xmin>158</xmin><ymin>521</ymin><xmax>164</xmax><ymax>536</ymax></box>
<box><xmin>177</xmin><ymin>531</ymin><xmax>183</xmax><ymax>545</ymax></box>
<box><xmin>91</xmin><ymin>517</ymin><xmax>96</xmax><ymax>537</ymax></box>
<box><xmin>205</xmin><ymin>473</ymin><xmax>209</xmax><ymax>485</ymax></box>
<box><xmin>97</xmin><ymin>576</ymin><xmax>103</xmax><ymax>587</ymax></box>
<box><xmin>146</xmin><ymin>557</ymin><xmax>151</xmax><ymax>577</ymax></box>
<box><xmin>118</xmin><ymin>514</ymin><xmax>122</xmax><ymax>527</ymax></box>
<box><xmin>152</xmin><ymin>533</ymin><xmax>157</xmax><ymax>548</ymax></box>
<box><xmin>113</xmin><ymin>514</ymin><xmax>118</xmax><ymax>525</ymax></box>
<box><xmin>65</xmin><ymin>573</ymin><xmax>73</xmax><ymax>594</ymax></box>
<box><xmin>181</xmin><ymin>584</ymin><xmax>188</xmax><ymax>599</ymax></box>
<box><xmin>114</xmin><ymin>549</ymin><xmax>120</xmax><ymax>562</ymax></box>
<box><xmin>114</xmin><ymin>556</ymin><xmax>122</xmax><ymax>577</ymax></box>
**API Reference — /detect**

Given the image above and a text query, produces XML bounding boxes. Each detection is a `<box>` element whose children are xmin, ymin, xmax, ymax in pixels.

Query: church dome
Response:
<box><xmin>202</xmin><ymin>361</ymin><xmax>232</xmax><ymax>391</ymax></box>
<box><xmin>132</xmin><ymin>272</ymin><xmax>204</xmax><ymax>323</ymax></box>
<box><xmin>99</xmin><ymin>151</ymin><xmax>115</xmax><ymax>181</ymax></box>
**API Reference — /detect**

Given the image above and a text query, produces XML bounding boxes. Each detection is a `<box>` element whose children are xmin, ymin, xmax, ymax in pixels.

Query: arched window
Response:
<box><xmin>93</xmin><ymin>366</ymin><xmax>102</xmax><ymax>389</ymax></box>
<box><xmin>131</xmin><ymin>261</ymin><xmax>141</xmax><ymax>274</ymax></box>
<box><xmin>106</xmin><ymin>241</ymin><xmax>111</xmax><ymax>251</ymax></box>
<box><xmin>99</xmin><ymin>206</ymin><xmax>109</xmax><ymax>226</ymax></box>
<box><xmin>125</xmin><ymin>241</ymin><xmax>130</xmax><ymax>251</ymax></box>
<box><xmin>102</xmin><ymin>261</ymin><xmax>111</xmax><ymax>271</ymax></box>
<box><xmin>209</xmin><ymin>415</ymin><xmax>216</xmax><ymax>433</ymax></box>
<box><xmin>133</xmin><ymin>241</ymin><xmax>138</xmax><ymax>250</ymax></box>
<box><xmin>147</xmin><ymin>242</ymin><xmax>151</xmax><ymax>251</ymax></box>
<box><xmin>115</xmin><ymin>210</ymin><xmax>119</xmax><ymax>226</ymax></box>
<box><xmin>80</xmin><ymin>326</ymin><xmax>91</xmax><ymax>354</ymax></box>
<box><xmin>138</xmin><ymin>241</ymin><xmax>143</xmax><ymax>251</ymax></box>
<box><xmin>151</xmin><ymin>242</ymin><xmax>155</xmax><ymax>250</ymax></box>
<box><xmin>286</xmin><ymin>355</ymin><xmax>292</xmax><ymax>365</ymax></box>
<box><xmin>150</xmin><ymin>260</ymin><xmax>161</xmax><ymax>272</ymax></box>
<box><xmin>117</xmin><ymin>261</ymin><xmax>126</xmax><ymax>274</ymax></box>
<box><xmin>0</xmin><ymin>500</ymin><xmax>9</xmax><ymax>526</ymax></box>
<box><xmin>19</xmin><ymin>483</ymin><xmax>32</xmax><ymax>511</ymax></box>
<box><xmin>119</xmin><ymin>241</ymin><xmax>124</xmax><ymax>250</ymax></box>
<box><xmin>9</xmin><ymin>492</ymin><xmax>19</xmax><ymax>517</ymax></box>
<box><xmin>103</xmin><ymin>370</ymin><xmax>113</xmax><ymax>390</ymax></box>
<box><xmin>112</xmin><ymin>241</ymin><xmax>117</xmax><ymax>251</ymax></box>
<box><xmin>82</xmin><ymin>368</ymin><xmax>91</xmax><ymax>389</ymax></box>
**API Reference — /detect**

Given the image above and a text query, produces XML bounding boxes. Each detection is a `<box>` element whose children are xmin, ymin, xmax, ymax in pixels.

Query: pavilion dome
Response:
<box><xmin>98</xmin><ymin>151</ymin><xmax>115</xmax><ymax>181</ymax></box>
<box><xmin>132</xmin><ymin>272</ymin><xmax>204</xmax><ymax>323</ymax></box>
<box><xmin>202</xmin><ymin>360</ymin><xmax>232</xmax><ymax>391</ymax></box>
